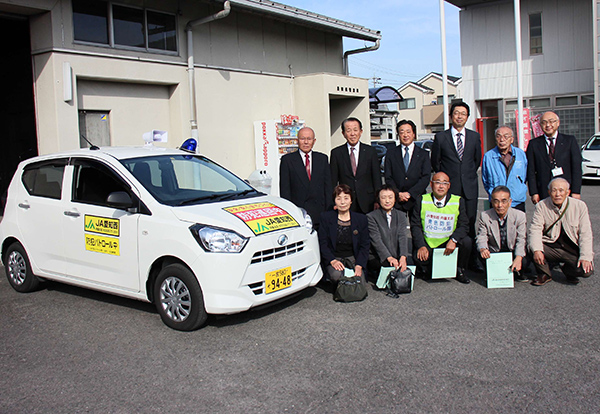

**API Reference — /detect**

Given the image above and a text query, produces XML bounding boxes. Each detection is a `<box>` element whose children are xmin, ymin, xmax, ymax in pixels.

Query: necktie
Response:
<box><xmin>305</xmin><ymin>153</ymin><xmax>311</xmax><ymax>180</ymax></box>
<box><xmin>456</xmin><ymin>132</ymin><xmax>464</xmax><ymax>161</ymax></box>
<box><xmin>548</xmin><ymin>137</ymin><xmax>555</xmax><ymax>161</ymax></box>
<box><xmin>403</xmin><ymin>146</ymin><xmax>410</xmax><ymax>170</ymax></box>
<box><xmin>350</xmin><ymin>147</ymin><xmax>357</xmax><ymax>175</ymax></box>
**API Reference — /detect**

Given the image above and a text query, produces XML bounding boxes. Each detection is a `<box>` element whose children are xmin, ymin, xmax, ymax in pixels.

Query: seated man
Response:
<box><xmin>529</xmin><ymin>178</ymin><xmax>594</xmax><ymax>286</ymax></box>
<box><xmin>367</xmin><ymin>185</ymin><xmax>409</xmax><ymax>280</ymax></box>
<box><xmin>476</xmin><ymin>185</ymin><xmax>529</xmax><ymax>282</ymax></box>
<box><xmin>410</xmin><ymin>172</ymin><xmax>472</xmax><ymax>284</ymax></box>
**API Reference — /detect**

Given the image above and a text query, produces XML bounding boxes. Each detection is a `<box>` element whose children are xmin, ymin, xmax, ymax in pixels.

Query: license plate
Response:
<box><xmin>265</xmin><ymin>266</ymin><xmax>292</xmax><ymax>294</ymax></box>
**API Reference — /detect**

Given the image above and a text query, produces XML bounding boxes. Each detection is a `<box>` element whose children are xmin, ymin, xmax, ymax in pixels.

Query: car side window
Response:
<box><xmin>22</xmin><ymin>159</ymin><xmax>67</xmax><ymax>199</ymax></box>
<box><xmin>72</xmin><ymin>159</ymin><xmax>131</xmax><ymax>207</ymax></box>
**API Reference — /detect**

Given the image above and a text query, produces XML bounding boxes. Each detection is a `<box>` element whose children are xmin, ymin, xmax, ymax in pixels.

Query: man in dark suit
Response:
<box><xmin>384</xmin><ymin>119</ymin><xmax>431</xmax><ymax>213</ymax></box>
<box><xmin>330</xmin><ymin>117</ymin><xmax>381</xmax><ymax>214</ymax></box>
<box><xmin>431</xmin><ymin>102</ymin><xmax>482</xmax><ymax>239</ymax></box>
<box><xmin>279</xmin><ymin>127</ymin><xmax>332</xmax><ymax>228</ymax></box>
<box><xmin>526</xmin><ymin>111</ymin><xmax>582</xmax><ymax>204</ymax></box>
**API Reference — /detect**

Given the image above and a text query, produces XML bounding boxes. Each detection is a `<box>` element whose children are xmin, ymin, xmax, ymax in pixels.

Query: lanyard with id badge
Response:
<box><xmin>548</xmin><ymin>137</ymin><xmax>563</xmax><ymax>177</ymax></box>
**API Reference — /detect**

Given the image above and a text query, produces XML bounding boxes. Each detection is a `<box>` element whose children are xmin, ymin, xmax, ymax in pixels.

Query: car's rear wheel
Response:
<box><xmin>153</xmin><ymin>263</ymin><xmax>207</xmax><ymax>331</ymax></box>
<box><xmin>4</xmin><ymin>242</ymin><xmax>40</xmax><ymax>293</ymax></box>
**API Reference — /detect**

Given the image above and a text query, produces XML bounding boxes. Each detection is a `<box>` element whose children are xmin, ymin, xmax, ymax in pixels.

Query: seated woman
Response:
<box><xmin>318</xmin><ymin>184</ymin><xmax>370</xmax><ymax>286</ymax></box>
<box><xmin>366</xmin><ymin>185</ymin><xmax>409</xmax><ymax>280</ymax></box>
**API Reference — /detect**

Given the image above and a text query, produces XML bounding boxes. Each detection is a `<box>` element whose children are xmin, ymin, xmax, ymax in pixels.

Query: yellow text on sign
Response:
<box><xmin>84</xmin><ymin>215</ymin><xmax>120</xmax><ymax>236</ymax></box>
<box><xmin>85</xmin><ymin>234</ymin><xmax>120</xmax><ymax>256</ymax></box>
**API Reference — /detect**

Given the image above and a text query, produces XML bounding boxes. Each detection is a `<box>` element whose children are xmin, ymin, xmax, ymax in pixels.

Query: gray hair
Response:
<box><xmin>548</xmin><ymin>177</ymin><xmax>570</xmax><ymax>190</ymax></box>
<box><xmin>494</xmin><ymin>125</ymin><xmax>514</xmax><ymax>136</ymax></box>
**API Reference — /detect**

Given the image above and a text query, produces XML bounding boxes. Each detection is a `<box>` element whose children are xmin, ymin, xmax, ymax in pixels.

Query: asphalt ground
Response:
<box><xmin>1</xmin><ymin>181</ymin><xmax>600</xmax><ymax>413</ymax></box>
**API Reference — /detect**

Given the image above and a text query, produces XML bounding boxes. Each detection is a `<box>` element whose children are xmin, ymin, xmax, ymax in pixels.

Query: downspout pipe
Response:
<box><xmin>343</xmin><ymin>38</ymin><xmax>380</xmax><ymax>76</ymax></box>
<box><xmin>186</xmin><ymin>1</ymin><xmax>231</xmax><ymax>140</ymax></box>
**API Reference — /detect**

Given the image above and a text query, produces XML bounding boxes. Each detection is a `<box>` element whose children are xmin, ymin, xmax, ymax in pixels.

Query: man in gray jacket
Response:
<box><xmin>476</xmin><ymin>185</ymin><xmax>529</xmax><ymax>282</ymax></box>
<box><xmin>529</xmin><ymin>178</ymin><xmax>594</xmax><ymax>286</ymax></box>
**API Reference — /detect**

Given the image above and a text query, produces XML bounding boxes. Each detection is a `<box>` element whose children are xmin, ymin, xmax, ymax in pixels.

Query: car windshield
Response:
<box><xmin>584</xmin><ymin>136</ymin><xmax>600</xmax><ymax>150</ymax></box>
<box><xmin>121</xmin><ymin>155</ymin><xmax>259</xmax><ymax>206</ymax></box>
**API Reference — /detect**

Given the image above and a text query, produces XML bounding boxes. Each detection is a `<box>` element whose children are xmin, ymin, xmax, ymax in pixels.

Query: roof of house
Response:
<box><xmin>227</xmin><ymin>0</ymin><xmax>381</xmax><ymax>41</ymax></box>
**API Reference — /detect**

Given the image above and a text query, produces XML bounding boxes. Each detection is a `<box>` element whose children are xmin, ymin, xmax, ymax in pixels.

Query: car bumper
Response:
<box><xmin>582</xmin><ymin>163</ymin><xmax>600</xmax><ymax>180</ymax></box>
<box><xmin>192</xmin><ymin>227</ymin><xmax>323</xmax><ymax>314</ymax></box>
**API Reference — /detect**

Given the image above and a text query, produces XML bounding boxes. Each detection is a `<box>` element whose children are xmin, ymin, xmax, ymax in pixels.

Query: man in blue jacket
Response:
<box><xmin>482</xmin><ymin>126</ymin><xmax>528</xmax><ymax>211</ymax></box>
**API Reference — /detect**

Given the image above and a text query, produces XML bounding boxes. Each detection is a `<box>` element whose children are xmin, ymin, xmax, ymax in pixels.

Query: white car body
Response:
<box><xmin>0</xmin><ymin>146</ymin><xmax>322</xmax><ymax>328</ymax></box>
<box><xmin>582</xmin><ymin>133</ymin><xmax>600</xmax><ymax>181</ymax></box>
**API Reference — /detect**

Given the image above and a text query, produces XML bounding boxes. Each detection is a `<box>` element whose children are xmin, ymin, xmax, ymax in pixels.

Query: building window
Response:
<box><xmin>436</xmin><ymin>95</ymin><xmax>455</xmax><ymax>105</ymax></box>
<box><xmin>399</xmin><ymin>98</ymin><xmax>416</xmax><ymax>110</ymax></box>
<box><xmin>505</xmin><ymin>100</ymin><xmax>525</xmax><ymax>112</ymax></box>
<box><xmin>73</xmin><ymin>0</ymin><xmax>177</xmax><ymax>52</ymax></box>
<box><xmin>529</xmin><ymin>13</ymin><xmax>542</xmax><ymax>55</ymax></box>
<box><xmin>529</xmin><ymin>97</ymin><xmax>550</xmax><ymax>108</ymax></box>
<box><xmin>73</xmin><ymin>0</ymin><xmax>109</xmax><ymax>44</ymax></box>
<box><xmin>556</xmin><ymin>96</ymin><xmax>578</xmax><ymax>107</ymax></box>
<box><xmin>581</xmin><ymin>94</ymin><xmax>595</xmax><ymax>105</ymax></box>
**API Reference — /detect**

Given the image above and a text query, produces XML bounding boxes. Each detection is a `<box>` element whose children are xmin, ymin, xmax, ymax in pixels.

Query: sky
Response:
<box><xmin>284</xmin><ymin>0</ymin><xmax>462</xmax><ymax>89</ymax></box>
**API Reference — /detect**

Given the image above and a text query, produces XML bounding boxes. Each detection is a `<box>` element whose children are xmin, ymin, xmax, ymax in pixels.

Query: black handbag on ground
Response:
<box><xmin>333</xmin><ymin>276</ymin><xmax>367</xmax><ymax>302</ymax></box>
<box><xmin>388</xmin><ymin>268</ymin><xmax>413</xmax><ymax>295</ymax></box>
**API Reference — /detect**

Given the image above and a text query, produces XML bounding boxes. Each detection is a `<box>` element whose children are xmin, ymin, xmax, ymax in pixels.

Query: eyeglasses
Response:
<box><xmin>540</xmin><ymin>119</ymin><xmax>558</xmax><ymax>126</ymax></box>
<box><xmin>432</xmin><ymin>181</ymin><xmax>450</xmax><ymax>186</ymax></box>
<box><xmin>495</xmin><ymin>134</ymin><xmax>513</xmax><ymax>140</ymax></box>
<box><xmin>298</xmin><ymin>137</ymin><xmax>314</xmax><ymax>142</ymax></box>
<box><xmin>550</xmin><ymin>188</ymin><xmax>568</xmax><ymax>194</ymax></box>
<box><xmin>453</xmin><ymin>111</ymin><xmax>468</xmax><ymax>117</ymax></box>
<box><xmin>491</xmin><ymin>199</ymin><xmax>510</xmax><ymax>205</ymax></box>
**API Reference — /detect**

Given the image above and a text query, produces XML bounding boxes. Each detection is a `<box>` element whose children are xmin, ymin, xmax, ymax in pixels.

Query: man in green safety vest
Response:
<box><xmin>410</xmin><ymin>172</ymin><xmax>472</xmax><ymax>283</ymax></box>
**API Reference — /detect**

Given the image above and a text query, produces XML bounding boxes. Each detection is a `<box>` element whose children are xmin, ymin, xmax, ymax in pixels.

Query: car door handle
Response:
<box><xmin>18</xmin><ymin>202</ymin><xmax>30</xmax><ymax>209</ymax></box>
<box><xmin>64</xmin><ymin>211</ymin><xmax>81</xmax><ymax>217</ymax></box>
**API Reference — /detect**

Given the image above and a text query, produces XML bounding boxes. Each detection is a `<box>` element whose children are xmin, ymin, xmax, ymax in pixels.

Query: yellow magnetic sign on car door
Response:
<box><xmin>84</xmin><ymin>215</ymin><xmax>120</xmax><ymax>236</ymax></box>
<box><xmin>84</xmin><ymin>215</ymin><xmax>120</xmax><ymax>255</ymax></box>
<box><xmin>223</xmin><ymin>202</ymin><xmax>299</xmax><ymax>235</ymax></box>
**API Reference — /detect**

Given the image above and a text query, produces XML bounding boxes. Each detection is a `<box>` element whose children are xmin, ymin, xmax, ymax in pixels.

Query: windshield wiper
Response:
<box><xmin>177</xmin><ymin>193</ymin><xmax>228</xmax><ymax>206</ymax></box>
<box><xmin>218</xmin><ymin>189</ymin><xmax>260</xmax><ymax>201</ymax></box>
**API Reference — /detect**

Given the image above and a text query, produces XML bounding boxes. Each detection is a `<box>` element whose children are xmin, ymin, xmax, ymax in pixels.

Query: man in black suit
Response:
<box><xmin>330</xmin><ymin>117</ymin><xmax>381</xmax><ymax>214</ymax></box>
<box><xmin>279</xmin><ymin>127</ymin><xmax>332</xmax><ymax>228</ymax></box>
<box><xmin>431</xmin><ymin>102</ymin><xmax>482</xmax><ymax>238</ymax></box>
<box><xmin>526</xmin><ymin>111</ymin><xmax>582</xmax><ymax>204</ymax></box>
<box><xmin>384</xmin><ymin>119</ymin><xmax>431</xmax><ymax>213</ymax></box>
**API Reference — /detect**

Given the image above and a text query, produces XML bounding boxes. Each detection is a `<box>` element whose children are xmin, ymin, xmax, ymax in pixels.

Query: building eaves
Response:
<box><xmin>224</xmin><ymin>0</ymin><xmax>381</xmax><ymax>41</ymax></box>
<box><xmin>398</xmin><ymin>81</ymin><xmax>434</xmax><ymax>94</ymax></box>
<box><xmin>444</xmin><ymin>0</ymin><xmax>504</xmax><ymax>9</ymax></box>
<box><xmin>417</xmin><ymin>71</ymin><xmax>461</xmax><ymax>86</ymax></box>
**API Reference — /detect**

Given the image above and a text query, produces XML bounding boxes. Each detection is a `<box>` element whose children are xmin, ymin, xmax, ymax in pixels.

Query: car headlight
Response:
<box><xmin>300</xmin><ymin>208</ymin><xmax>314</xmax><ymax>233</ymax></box>
<box><xmin>190</xmin><ymin>224</ymin><xmax>248</xmax><ymax>253</ymax></box>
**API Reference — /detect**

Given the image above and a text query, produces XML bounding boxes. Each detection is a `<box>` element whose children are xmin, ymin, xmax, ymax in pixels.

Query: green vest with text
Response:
<box><xmin>420</xmin><ymin>194</ymin><xmax>461</xmax><ymax>248</ymax></box>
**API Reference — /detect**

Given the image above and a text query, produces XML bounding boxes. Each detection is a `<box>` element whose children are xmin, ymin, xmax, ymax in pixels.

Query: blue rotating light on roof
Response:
<box><xmin>180</xmin><ymin>138</ymin><xmax>197</xmax><ymax>153</ymax></box>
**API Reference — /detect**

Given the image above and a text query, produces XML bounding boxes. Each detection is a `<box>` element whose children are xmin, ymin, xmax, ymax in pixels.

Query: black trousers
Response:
<box><xmin>534</xmin><ymin>244</ymin><xmax>592</xmax><ymax>279</ymax></box>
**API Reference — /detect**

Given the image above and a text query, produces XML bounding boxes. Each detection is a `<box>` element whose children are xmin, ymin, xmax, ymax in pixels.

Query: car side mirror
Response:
<box><xmin>106</xmin><ymin>191</ymin><xmax>135</xmax><ymax>211</ymax></box>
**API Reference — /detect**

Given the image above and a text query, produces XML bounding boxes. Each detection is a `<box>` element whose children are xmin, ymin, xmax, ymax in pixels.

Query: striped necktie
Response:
<box><xmin>456</xmin><ymin>132</ymin><xmax>464</xmax><ymax>160</ymax></box>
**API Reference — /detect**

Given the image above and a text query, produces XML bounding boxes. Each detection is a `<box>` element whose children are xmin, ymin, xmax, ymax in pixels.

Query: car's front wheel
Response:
<box><xmin>153</xmin><ymin>263</ymin><xmax>207</xmax><ymax>331</ymax></box>
<box><xmin>4</xmin><ymin>242</ymin><xmax>40</xmax><ymax>293</ymax></box>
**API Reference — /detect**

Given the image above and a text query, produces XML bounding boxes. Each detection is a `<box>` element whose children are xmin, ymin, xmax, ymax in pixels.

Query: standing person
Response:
<box><xmin>318</xmin><ymin>184</ymin><xmax>370</xmax><ymax>287</ymax></box>
<box><xmin>529</xmin><ymin>178</ymin><xmax>593</xmax><ymax>286</ymax></box>
<box><xmin>431</xmin><ymin>102</ymin><xmax>482</xmax><ymax>237</ymax></box>
<box><xmin>410</xmin><ymin>172</ymin><xmax>472</xmax><ymax>284</ymax></box>
<box><xmin>476</xmin><ymin>186</ymin><xmax>529</xmax><ymax>282</ymax></box>
<box><xmin>384</xmin><ymin>119</ymin><xmax>431</xmax><ymax>213</ymax></box>
<box><xmin>330</xmin><ymin>117</ymin><xmax>381</xmax><ymax>214</ymax></box>
<box><xmin>279</xmin><ymin>127</ymin><xmax>331</xmax><ymax>228</ymax></box>
<box><xmin>367</xmin><ymin>186</ymin><xmax>409</xmax><ymax>279</ymax></box>
<box><xmin>481</xmin><ymin>126</ymin><xmax>528</xmax><ymax>211</ymax></box>
<box><xmin>526</xmin><ymin>111</ymin><xmax>582</xmax><ymax>204</ymax></box>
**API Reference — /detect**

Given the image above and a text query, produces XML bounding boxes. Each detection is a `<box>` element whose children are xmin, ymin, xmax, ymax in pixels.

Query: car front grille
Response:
<box><xmin>250</xmin><ymin>241</ymin><xmax>305</xmax><ymax>264</ymax></box>
<box><xmin>248</xmin><ymin>267</ymin><xmax>307</xmax><ymax>295</ymax></box>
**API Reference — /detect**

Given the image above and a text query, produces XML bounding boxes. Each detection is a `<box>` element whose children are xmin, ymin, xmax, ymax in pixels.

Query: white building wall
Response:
<box><xmin>459</xmin><ymin>0</ymin><xmax>593</xmax><ymax>123</ymax></box>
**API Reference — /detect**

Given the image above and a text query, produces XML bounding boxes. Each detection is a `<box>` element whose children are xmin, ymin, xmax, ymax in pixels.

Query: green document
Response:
<box><xmin>486</xmin><ymin>252</ymin><xmax>514</xmax><ymax>289</ymax></box>
<box><xmin>343</xmin><ymin>268</ymin><xmax>355</xmax><ymax>278</ymax></box>
<box><xmin>432</xmin><ymin>248</ymin><xmax>458</xmax><ymax>279</ymax></box>
<box><xmin>376</xmin><ymin>265</ymin><xmax>416</xmax><ymax>290</ymax></box>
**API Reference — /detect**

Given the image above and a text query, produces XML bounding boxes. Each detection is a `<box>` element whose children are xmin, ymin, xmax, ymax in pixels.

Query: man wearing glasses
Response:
<box><xmin>476</xmin><ymin>185</ymin><xmax>529</xmax><ymax>282</ymax></box>
<box><xmin>410</xmin><ymin>172</ymin><xmax>472</xmax><ymax>283</ymax></box>
<box><xmin>482</xmin><ymin>126</ymin><xmax>528</xmax><ymax>212</ymax></box>
<box><xmin>526</xmin><ymin>111</ymin><xmax>582</xmax><ymax>204</ymax></box>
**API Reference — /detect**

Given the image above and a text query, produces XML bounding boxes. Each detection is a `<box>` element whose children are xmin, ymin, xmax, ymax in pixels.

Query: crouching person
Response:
<box><xmin>410</xmin><ymin>172</ymin><xmax>472</xmax><ymax>284</ymax></box>
<box><xmin>529</xmin><ymin>178</ymin><xmax>594</xmax><ymax>286</ymax></box>
<box><xmin>318</xmin><ymin>184</ymin><xmax>370</xmax><ymax>287</ymax></box>
<box><xmin>367</xmin><ymin>186</ymin><xmax>409</xmax><ymax>281</ymax></box>
<box><xmin>476</xmin><ymin>185</ymin><xmax>530</xmax><ymax>282</ymax></box>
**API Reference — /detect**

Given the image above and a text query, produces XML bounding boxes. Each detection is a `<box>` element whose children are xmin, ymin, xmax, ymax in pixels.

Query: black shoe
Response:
<box><xmin>514</xmin><ymin>272</ymin><xmax>529</xmax><ymax>283</ymax></box>
<box><xmin>456</xmin><ymin>269</ymin><xmax>470</xmax><ymax>284</ymax></box>
<box><xmin>469</xmin><ymin>261</ymin><xmax>484</xmax><ymax>273</ymax></box>
<box><xmin>565</xmin><ymin>275</ymin><xmax>580</xmax><ymax>285</ymax></box>
<box><xmin>416</xmin><ymin>267</ymin><xmax>430</xmax><ymax>281</ymax></box>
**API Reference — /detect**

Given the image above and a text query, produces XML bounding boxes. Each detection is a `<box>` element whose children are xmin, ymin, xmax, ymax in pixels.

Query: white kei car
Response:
<box><xmin>581</xmin><ymin>133</ymin><xmax>600</xmax><ymax>181</ymax></box>
<box><xmin>0</xmin><ymin>145</ymin><xmax>322</xmax><ymax>330</ymax></box>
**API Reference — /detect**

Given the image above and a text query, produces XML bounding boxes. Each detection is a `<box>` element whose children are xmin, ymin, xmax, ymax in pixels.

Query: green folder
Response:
<box><xmin>432</xmin><ymin>247</ymin><xmax>458</xmax><ymax>279</ymax></box>
<box><xmin>486</xmin><ymin>252</ymin><xmax>514</xmax><ymax>289</ymax></box>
